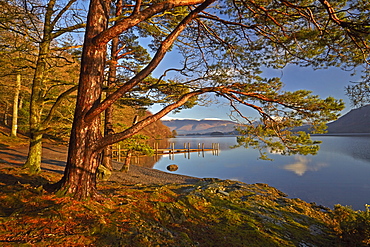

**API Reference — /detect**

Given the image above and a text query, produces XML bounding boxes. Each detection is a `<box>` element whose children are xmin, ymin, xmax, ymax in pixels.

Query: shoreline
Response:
<box><xmin>0</xmin><ymin>144</ymin><xmax>201</xmax><ymax>186</ymax></box>
<box><xmin>109</xmin><ymin>160</ymin><xmax>201</xmax><ymax>185</ymax></box>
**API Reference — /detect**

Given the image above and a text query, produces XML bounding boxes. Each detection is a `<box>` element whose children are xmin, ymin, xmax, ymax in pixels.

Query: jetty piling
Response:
<box><xmin>112</xmin><ymin>142</ymin><xmax>220</xmax><ymax>162</ymax></box>
<box><xmin>152</xmin><ymin>142</ymin><xmax>219</xmax><ymax>155</ymax></box>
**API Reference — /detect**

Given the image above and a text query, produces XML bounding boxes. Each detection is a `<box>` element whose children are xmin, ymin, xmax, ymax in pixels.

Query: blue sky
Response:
<box><xmin>149</xmin><ymin>51</ymin><xmax>363</xmax><ymax>121</ymax></box>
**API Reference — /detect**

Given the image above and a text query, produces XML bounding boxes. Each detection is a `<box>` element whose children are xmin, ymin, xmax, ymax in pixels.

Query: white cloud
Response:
<box><xmin>283</xmin><ymin>156</ymin><xmax>328</xmax><ymax>176</ymax></box>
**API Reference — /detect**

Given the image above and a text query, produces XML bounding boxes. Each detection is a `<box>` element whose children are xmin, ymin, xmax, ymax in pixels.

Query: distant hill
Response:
<box><xmin>293</xmin><ymin>105</ymin><xmax>370</xmax><ymax>134</ymax></box>
<box><xmin>326</xmin><ymin>105</ymin><xmax>370</xmax><ymax>133</ymax></box>
<box><xmin>163</xmin><ymin>105</ymin><xmax>370</xmax><ymax>136</ymax></box>
<box><xmin>162</xmin><ymin>119</ymin><xmax>238</xmax><ymax>135</ymax></box>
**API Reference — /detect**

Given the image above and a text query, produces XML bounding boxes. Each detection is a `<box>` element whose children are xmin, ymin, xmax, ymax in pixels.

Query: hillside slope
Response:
<box><xmin>162</xmin><ymin>119</ymin><xmax>238</xmax><ymax>135</ymax></box>
<box><xmin>327</xmin><ymin>105</ymin><xmax>370</xmax><ymax>133</ymax></box>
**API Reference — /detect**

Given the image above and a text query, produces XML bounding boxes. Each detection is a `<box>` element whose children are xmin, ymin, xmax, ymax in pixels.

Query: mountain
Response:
<box><xmin>294</xmin><ymin>105</ymin><xmax>370</xmax><ymax>134</ymax></box>
<box><xmin>326</xmin><ymin>105</ymin><xmax>370</xmax><ymax>133</ymax></box>
<box><xmin>162</xmin><ymin>119</ymin><xmax>238</xmax><ymax>135</ymax></box>
<box><xmin>163</xmin><ymin>105</ymin><xmax>370</xmax><ymax>136</ymax></box>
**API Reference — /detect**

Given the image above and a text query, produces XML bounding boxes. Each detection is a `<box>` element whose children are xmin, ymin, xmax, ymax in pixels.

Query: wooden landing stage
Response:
<box><xmin>153</xmin><ymin>142</ymin><xmax>220</xmax><ymax>155</ymax></box>
<box><xmin>155</xmin><ymin>148</ymin><xmax>214</xmax><ymax>154</ymax></box>
<box><xmin>112</xmin><ymin>143</ymin><xmax>220</xmax><ymax>162</ymax></box>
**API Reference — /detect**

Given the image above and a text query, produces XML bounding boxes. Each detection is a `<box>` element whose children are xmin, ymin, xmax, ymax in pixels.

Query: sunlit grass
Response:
<box><xmin>0</xmin><ymin>167</ymin><xmax>369</xmax><ymax>246</ymax></box>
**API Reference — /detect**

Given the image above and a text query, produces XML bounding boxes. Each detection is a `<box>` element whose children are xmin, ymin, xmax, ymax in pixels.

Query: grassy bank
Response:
<box><xmin>1</xmin><ymin>167</ymin><xmax>369</xmax><ymax>246</ymax></box>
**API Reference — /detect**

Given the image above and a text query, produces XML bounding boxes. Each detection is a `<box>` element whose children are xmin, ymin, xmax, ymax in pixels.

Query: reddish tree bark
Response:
<box><xmin>50</xmin><ymin>0</ymin><xmax>215</xmax><ymax>199</ymax></box>
<box><xmin>52</xmin><ymin>0</ymin><xmax>111</xmax><ymax>198</ymax></box>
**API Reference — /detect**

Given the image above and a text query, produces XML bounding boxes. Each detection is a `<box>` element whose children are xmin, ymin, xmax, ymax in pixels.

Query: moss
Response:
<box><xmin>1</xmin><ymin>167</ymin><xmax>367</xmax><ymax>246</ymax></box>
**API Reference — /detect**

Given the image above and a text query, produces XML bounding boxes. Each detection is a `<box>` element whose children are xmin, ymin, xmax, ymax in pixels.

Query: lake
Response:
<box><xmin>150</xmin><ymin>135</ymin><xmax>370</xmax><ymax>211</ymax></box>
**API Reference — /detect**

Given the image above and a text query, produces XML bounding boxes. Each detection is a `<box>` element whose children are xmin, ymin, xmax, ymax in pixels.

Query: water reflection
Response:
<box><xmin>147</xmin><ymin>136</ymin><xmax>370</xmax><ymax>210</ymax></box>
<box><xmin>316</xmin><ymin>135</ymin><xmax>370</xmax><ymax>162</ymax></box>
<box><xmin>283</xmin><ymin>156</ymin><xmax>328</xmax><ymax>176</ymax></box>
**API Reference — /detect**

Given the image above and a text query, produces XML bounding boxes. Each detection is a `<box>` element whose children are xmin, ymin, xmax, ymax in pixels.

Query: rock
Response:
<box><xmin>166</xmin><ymin>164</ymin><xmax>178</xmax><ymax>171</ymax></box>
<box><xmin>217</xmin><ymin>190</ymin><xmax>230</xmax><ymax>196</ymax></box>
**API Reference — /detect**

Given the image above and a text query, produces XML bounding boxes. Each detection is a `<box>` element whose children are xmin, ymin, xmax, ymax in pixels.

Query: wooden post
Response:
<box><xmin>118</xmin><ymin>144</ymin><xmax>121</xmax><ymax>162</ymax></box>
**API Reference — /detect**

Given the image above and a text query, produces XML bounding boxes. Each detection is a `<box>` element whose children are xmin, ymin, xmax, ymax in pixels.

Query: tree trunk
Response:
<box><xmin>19</xmin><ymin>96</ymin><xmax>23</xmax><ymax>109</ymax></box>
<box><xmin>24</xmin><ymin>39</ymin><xmax>51</xmax><ymax>173</ymax></box>
<box><xmin>48</xmin><ymin>0</ymin><xmax>215</xmax><ymax>199</ymax></box>
<box><xmin>3</xmin><ymin>102</ymin><xmax>8</xmax><ymax>125</ymax></box>
<box><xmin>99</xmin><ymin>107</ymin><xmax>114</xmax><ymax>179</ymax></box>
<box><xmin>23</xmin><ymin>132</ymin><xmax>43</xmax><ymax>173</ymax></box>
<box><xmin>53</xmin><ymin>0</ymin><xmax>110</xmax><ymax>199</ymax></box>
<box><xmin>101</xmin><ymin>108</ymin><xmax>114</xmax><ymax>173</ymax></box>
<box><xmin>11</xmin><ymin>74</ymin><xmax>21</xmax><ymax>137</ymax></box>
<box><xmin>100</xmin><ymin>0</ymin><xmax>121</xmax><ymax>177</ymax></box>
<box><xmin>24</xmin><ymin>39</ymin><xmax>50</xmax><ymax>173</ymax></box>
<box><xmin>120</xmin><ymin>150</ymin><xmax>132</xmax><ymax>173</ymax></box>
<box><xmin>24</xmin><ymin>0</ymin><xmax>55</xmax><ymax>173</ymax></box>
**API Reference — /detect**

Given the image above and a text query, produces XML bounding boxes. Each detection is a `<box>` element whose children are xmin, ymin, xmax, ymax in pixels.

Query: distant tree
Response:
<box><xmin>1</xmin><ymin>0</ymin><xmax>86</xmax><ymax>173</ymax></box>
<box><xmin>48</xmin><ymin>0</ymin><xmax>369</xmax><ymax>199</ymax></box>
<box><xmin>172</xmin><ymin>130</ymin><xmax>178</xmax><ymax>137</ymax></box>
<box><xmin>118</xmin><ymin>134</ymin><xmax>154</xmax><ymax>173</ymax></box>
<box><xmin>0</xmin><ymin>1</ymin><xmax>36</xmax><ymax>129</ymax></box>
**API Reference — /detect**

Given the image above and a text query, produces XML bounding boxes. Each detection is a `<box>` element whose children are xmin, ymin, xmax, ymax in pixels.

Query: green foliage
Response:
<box><xmin>111</xmin><ymin>30</ymin><xmax>152</xmax><ymax>78</ymax></box>
<box><xmin>137</xmin><ymin>6</ymin><xmax>189</xmax><ymax>51</ymax></box>
<box><xmin>225</xmin><ymin>76</ymin><xmax>345</xmax><ymax>158</ymax></box>
<box><xmin>171</xmin><ymin>129</ymin><xmax>177</xmax><ymax>137</ymax></box>
<box><xmin>150</xmin><ymin>78</ymin><xmax>198</xmax><ymax>110</ymax></box>
<box><xmin>0</xmin><ymin>0</ymin><xmax>81</xmax><ymax>142</ymax></box>
<box><xmin>333</xmin><ymin>204</ymin><xmax>370</xmax><ymax>246</ymax></box>
<box><xmin>5</xmin><ymin>0</ymin><xmax>369</xmax><ymax>197</ymax></box>
<box><xmin>117</xmin><ymin>134</ymin><xmax>154</xmax><ymax>157</ymax></box>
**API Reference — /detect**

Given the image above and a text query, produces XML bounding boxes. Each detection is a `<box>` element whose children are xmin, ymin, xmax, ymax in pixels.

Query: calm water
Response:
<box><xmin>151</xmin><ymin>135</ymin><xmax>370</xmax><ymax>210</ymax></box>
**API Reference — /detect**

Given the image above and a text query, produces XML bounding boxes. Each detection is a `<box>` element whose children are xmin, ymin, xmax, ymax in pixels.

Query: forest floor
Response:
<box><xmin>0</xmin><ymin>124</ymin><xmax>199</xmax><ymax>185</ymax></box>
<box><xmin>0</xmin><ymin>125</ymin><xmax>369</xmax><ymax>246</ymax></box>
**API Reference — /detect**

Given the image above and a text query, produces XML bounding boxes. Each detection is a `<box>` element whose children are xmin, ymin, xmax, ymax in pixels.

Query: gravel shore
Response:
<box><xmin>0</xmin><ymin>144</ymin><xmax>200</xmax><ymax>185</ymax></box>
<box><xmin>109</xmin><ymin>161</ymin><xmax>200</xmax><ymax>185</ymax></box>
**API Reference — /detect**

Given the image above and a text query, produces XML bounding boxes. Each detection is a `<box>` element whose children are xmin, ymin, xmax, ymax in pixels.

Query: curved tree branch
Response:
<box><xmin>85</xmin><ymin>0</ymin><xmax>216</xmax><ymax>123</ymax></box>
<box><xmin>93</xmin><ymin>88</ymin><xmax>212</xmax><ymax>151</ymax></box>
<box><xmin>42</xmin><ymin>85</ymin><xmax>78</xmax><ymax>127</ymax></box>
<box><xmin>93</xmin><ymin>0</ymin><xmax>210</xmax><ymax>46</ymax></box>
<box><xmin>51</xmin><ymin>0</ymin><xmax>77</xmax><ymax>29</ymax></box>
